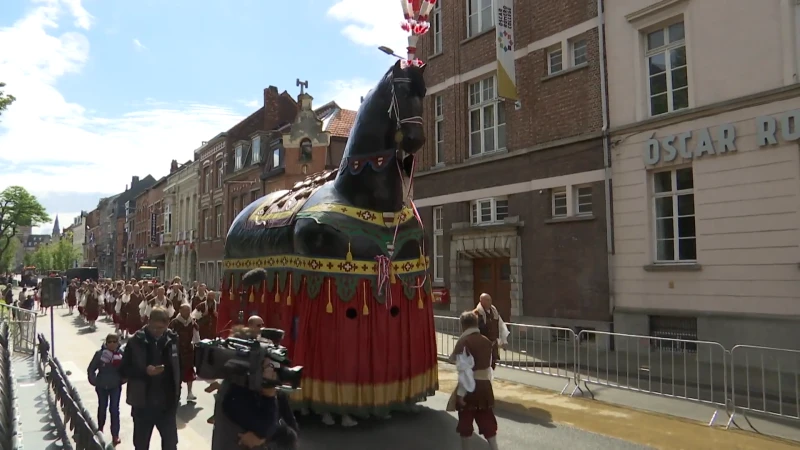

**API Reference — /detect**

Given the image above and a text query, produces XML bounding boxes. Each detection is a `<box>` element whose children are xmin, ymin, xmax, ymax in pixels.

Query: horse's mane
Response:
<box><xmin>382</xmin><ymin>63</ymin><xmax>427</xmax><ymax>98</ymax></box>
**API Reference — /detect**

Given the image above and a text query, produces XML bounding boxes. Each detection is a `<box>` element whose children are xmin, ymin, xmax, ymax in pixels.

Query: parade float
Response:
<box><xmin>217</xmin><ymin>0</ymin><xmax>439</xmax><ymax>426</ymax></box>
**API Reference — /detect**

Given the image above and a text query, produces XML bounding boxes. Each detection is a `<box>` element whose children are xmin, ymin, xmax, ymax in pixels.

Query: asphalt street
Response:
<box><xmin>39</xmin><ymin>307</ymin><xmax>650</xmax><ymax>450</ymax></box>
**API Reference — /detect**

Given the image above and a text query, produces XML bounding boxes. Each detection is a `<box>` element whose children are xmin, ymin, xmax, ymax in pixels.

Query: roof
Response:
<box><xmin>325</xmin><ymin>108</ymin><xmax>357</xmax><ymax>138</ymax></box>
<box><xmin>25</xmin><ymin>234</ymin><xmax>50</xmax><ymax>247</ymax></box>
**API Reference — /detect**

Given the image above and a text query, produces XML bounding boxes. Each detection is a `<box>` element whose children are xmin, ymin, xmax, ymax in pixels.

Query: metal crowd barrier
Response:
<box><xmin>434</xmin><ymin>314</ymin><xmax>800</xmax><ymax>429</ymax></box>
<box><xmin>37</xmin><ymin>334</ymin><xmax>113</xmax><ymax>450</ymax></box>
<box><xmin>0</xmin><ymin>303</ymin><xmax>38</xmax><ymax>356</ymax></box>
<box><xmin>0</xmin><ymin>320</ymin><xmax>23</xmax><ymax>450</ymax></box>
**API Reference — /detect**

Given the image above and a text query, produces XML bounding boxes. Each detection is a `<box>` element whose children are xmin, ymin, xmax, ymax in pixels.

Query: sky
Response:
<box><xmin>0</xmin><ymin>0</ymin><xmax>407</xmax><ymax>234</ymax></box>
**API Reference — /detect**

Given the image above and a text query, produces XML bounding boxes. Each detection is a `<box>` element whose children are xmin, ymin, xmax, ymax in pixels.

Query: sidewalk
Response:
<box><xmin>437</xmin><ymin>363</ymin><xmax>800</xmax><ymax>449</ymax></box>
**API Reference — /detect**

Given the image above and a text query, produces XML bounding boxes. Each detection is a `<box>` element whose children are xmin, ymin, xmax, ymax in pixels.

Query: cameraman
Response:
<box><xmin>120</xmin><ymin>306</ymin><xmax>181</xmax><ymax>450</ymax></box>
<box><xmin>211</xmin><ymin>327</ymin><xmax>298</xmax><ymax>450</ymax></box>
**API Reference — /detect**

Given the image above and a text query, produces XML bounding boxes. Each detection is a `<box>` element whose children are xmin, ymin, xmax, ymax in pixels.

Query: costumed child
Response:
<box><xmin>447</xmin><ymin>311</ymin><xmax>500</xmax><ymax>450</ymax></box>
<box><xmin>66</xmin><ymin>279</ymin><xmax>78</xmax><ymax>315</ymax></box>
<box><xmin>169</xmin><ymin>303</ymin><xmax>200</xmax><ymax>403</ymax></box>
<box><xmin>87</xmin><ymin>333</ymin><xmax>124</xmax><ymax>446</ymax></box>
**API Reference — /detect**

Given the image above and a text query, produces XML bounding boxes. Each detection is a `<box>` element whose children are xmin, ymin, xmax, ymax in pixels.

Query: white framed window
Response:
<box><xmin>571</xmin><ymin>39</ymin><xmax>587</xmax><ymax>66</ymax></box>
<box><xmin>163</xmin><ymin>204</ymin><xmax>172</xmax><ymax>234</ymax></box>
<box><xmin>234</xmin><ymin>145</ymin><xmax>243</xmax><ymax>170</ymax></box>
<box><xmin>468</xmin><ymin>76</ymin><xmax>506</xmax><ymax>157</ymax></box>
<box><xmin>216</xmin><ymin>159</ymin><xmax>223</xmax><ymax>189</ymax></box>
<box><xmin>467</xmin><ymin>0</ymin><xmax>493</xmax><ymax>38</ymax></box>
<box><xmin>433</xmin><ymin>1</ymin><xmax>443</xmax><ymax>54</ymax></box>
<box><xmin>252</xmin><ymin>136</ymin><xmax>261</xmax><ymax>163</ymax></box>
<box><xmin>272</xmin><ymin>148</ymin><xmax>281</xmax><ymax>168</ymax></box>
<box><xmin>215</xmin><ymin>205</ymin><xmax>223</xmax><ymax>238</ymax></box>
<box><xmin>646</xmin><ymin>21</ymin><xmax>688</xmax><ymax>116</ymax></box>
<box><xmin>470</xmin><ymin>197</ymin><xmax>509</xmax><ymax>225</ymax></box>
<box><xmin>434</xmin><ymin>95</ymin><xmax>444</xmax><ymax>164</ymax></box>
<box><xmin>204</xmin><ymin>167</ymin><xmax>211</xmax><ymax>193</ymax></box>
<box><xmin>576</xmin><ymin>186</ymin><xmax>593</xmax><ymax>215</ymax></box>
<box><xmin>548</xmin><ymin>46</ymin><xmax>563</xmax><ymax>74</ymax></box>
<box><xmin>203</xmin><ymin>209</ymin><xmax>211</xmax><ymax>240</ymax></box>
<box><xmin>653</xmin><ymin>167</ymin><xmax>696</xmax><ymax>262</ymax></box>
<box><xmin>552</xmin><ymin>189</ymin><xmax>567</xmax><ymax>218</ymax></box>
<box><xmin>433</xmin><ymin>207</ymin><xmax>444</xmax><ymax>281</ymax></box>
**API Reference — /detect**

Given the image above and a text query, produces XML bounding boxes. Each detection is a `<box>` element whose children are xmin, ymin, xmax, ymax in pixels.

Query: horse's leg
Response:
<box><xmin>321</xmin><ymin>413</ymin><xmax>335</xmax><ymax>426</ymax></box>
<box><xmin>340</xmin><ymin>414</ymin><xmax>358</xmax><ymax>427</ymax></box>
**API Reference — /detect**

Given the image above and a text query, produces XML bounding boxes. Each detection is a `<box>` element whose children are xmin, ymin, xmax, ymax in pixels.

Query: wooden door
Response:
<box><xmin>472</xmin><ymin>257</ymin><xmax>512</xmax><ymax>322</ymax></box>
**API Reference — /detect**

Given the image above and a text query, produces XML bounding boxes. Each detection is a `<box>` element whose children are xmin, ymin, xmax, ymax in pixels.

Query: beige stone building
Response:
<box><xmin>163</xmin><ymin>159</ymin><xmax>199</xmax><ymax>284</ymax></box>
<box><xmin>606</xmin><ymin>0</ymin><xmax>800</xmax><ymax>349</ymax></box>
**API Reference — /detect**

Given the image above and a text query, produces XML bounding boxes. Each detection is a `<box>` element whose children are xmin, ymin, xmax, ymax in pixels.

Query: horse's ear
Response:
<box><xmin>393</xmin><ymin>59</ymin><xmax>403</xmax><ymax>71</ymax></box>
<box><xmin>419</xmin><ymin>63</ymin><xmax>426</xmax><ymax>74</ymax></box>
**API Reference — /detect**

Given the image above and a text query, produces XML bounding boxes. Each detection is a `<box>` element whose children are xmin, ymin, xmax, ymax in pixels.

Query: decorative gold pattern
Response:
<box><xmin>223</xmin><ymin>255</ymin><xmax>430</xmax><ymax>275</ymax></box>
<box><xmin>250</xmin><ymin>201</ymin><xmax>416</xmax><ymax>228</ymax></box>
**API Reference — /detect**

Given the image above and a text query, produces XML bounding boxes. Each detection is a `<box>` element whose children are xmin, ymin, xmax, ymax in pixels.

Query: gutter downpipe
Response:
<box><xmin>597</xmin><ymin>0</ymin><xmax>615</xmax><ymax>322</ymax></box>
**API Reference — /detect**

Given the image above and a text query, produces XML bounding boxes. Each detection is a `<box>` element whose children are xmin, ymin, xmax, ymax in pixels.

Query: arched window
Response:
<box><xmin>300</xmin><ymin>139</ymin><xmax>313</xmax><ymax>162</ymax></box>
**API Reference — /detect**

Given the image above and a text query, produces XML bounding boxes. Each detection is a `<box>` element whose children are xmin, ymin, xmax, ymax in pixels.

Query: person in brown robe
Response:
<box><xmin>125</xmin><ymin>285</ymin><xmax>145</xmax><ymax>336</ymax></box>
<box><xmin>66</xmin><ymin>280</ymin><xmax>78</xmax><ymax>314</ymax></box>
<box><xmin>473</xmin><ymin>293</ymin><xmax>508</xmax><ymax>370</ymax></box>
<box><xmin>167</xmin><ymin>283</ymin><xmax>185</xmax><ymax>319</ymax></box>
<box><xmin>192</xmin><ymin>289</ymin><xmax>217</xmax><ymax>340</ymax></box>
<box><xmin>448</xmin><ymin>311</ymin><xmax>499</xmax><ymax>450</ymax></box>
<box><xmin>83</xmin><ymin>282</ymin><xmax>101</xmax><ymax>329</ymax></box>
<box><xmin>116</xmin><ymin>284</ymin><xmax>134</xmax><ymax>338</ymax></box>
<box><xmin>169</xmin><ymin>303</ymin><xmax>199</xmax><ymax>402</ymax></box>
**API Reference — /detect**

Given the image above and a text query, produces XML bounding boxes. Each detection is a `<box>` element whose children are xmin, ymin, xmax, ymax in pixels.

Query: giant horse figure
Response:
<box><xmin>219</xmin><ymin>59</ymin><xmax>438</xmax><ymax>426</ymax></box>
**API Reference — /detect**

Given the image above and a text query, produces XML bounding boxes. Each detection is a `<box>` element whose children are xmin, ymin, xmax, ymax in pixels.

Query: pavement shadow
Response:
<box><xmin>494</xmin><ymin>400</ymin><xmax>556</xmax><ymax>428</ymax></box>
<box><xmin>76</xmin><ymin>327</ymin><xmax>97</xmax><ymax>335</ymax></box>
<box><xmin>177</xmin><ymin>401</ymin><xmax>203</xmax><ymax>427</ymax></box>
<box><xmin>295</xmin><ymin>407</ymin><xmax>489</xmax><ymax>450</ymax></box>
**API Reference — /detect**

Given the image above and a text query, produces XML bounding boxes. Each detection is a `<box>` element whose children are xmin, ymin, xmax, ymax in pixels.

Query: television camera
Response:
<box><xmin>193</xmin><ymin>327</ymin><xmax>303</xmax><ymax>392</ymax></box>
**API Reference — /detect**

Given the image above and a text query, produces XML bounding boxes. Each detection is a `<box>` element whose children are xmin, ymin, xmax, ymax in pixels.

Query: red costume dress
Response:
<box><xmin>125</xmin><ymin>292</ymin><xmax>145</xmax><ymax>334</ymax></box>
<box><xmin>66</xmin><ymin>284</ymin><xmax>77</xmax><ymax>308</ymax></box>
<box><xmin>169</xmin><ymin>315</ymin><xmax>199</xmax><ymax>382</ymax></box>
<box><xmin>83</xmin><ymin>289</ymin><xmax>100</xmax><ymax>322</ymax></box>
<box><xmin>192</xmin><ymin>297</ymin><xmax>217</xmax><ymax>340</ymax></box>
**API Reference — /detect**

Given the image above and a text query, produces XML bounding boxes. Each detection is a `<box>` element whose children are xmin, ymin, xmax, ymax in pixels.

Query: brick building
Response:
<box><xmin>196</xmin><ymin>86</ymin><xmax>298</xmax><ymax>289</ymax></box>
<box><xmin>132</xmin><ymin>177</ymin><xmax>167</xmax><ymax>280</ymax></box>
<box><xmin>84</xmin><ymin>207</ymin><xmax>100</xmax><ymax>267</ymax></box>
<box><xmin>413</xmin><ymin>0</ymin><xmax>610</xmax><ymax>329</ymax></box>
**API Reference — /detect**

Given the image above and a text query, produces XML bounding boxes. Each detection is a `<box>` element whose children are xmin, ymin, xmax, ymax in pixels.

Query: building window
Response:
<box><xmin>572</xmin><ymin>39</ymin><xmax>587</xmax><ymax>66</ymax></box>
<box><xmin>163</xmin><ymin>204</ymin><xmax>172</xmax><ymax>234</ymax></box>
<box><xmin>203</xmin><ymin>209</ymin><xmax>210</xmax><ymax>240</ymax></box>
<box><xmin>215</xmin><ymin>205</ymin><xmax>223</xmax><ymax>238</ymax></box>
<box><xmin>217</xmin><ymin>261</ymin><xmax>223</xmax><ymax>289</ymax></box>
<box><xmin>646</xmin><ymin>21</ymin><xmax>688</xmax><ymax>116</ymax></box>
<box><xmin>204</xmin><ymin>167</ymin><xmax>211</xmax><ymax>193</ymax></box>
<box><xmin>468</xmin><ymin>76</ymin><xmax>506</xmax><ymax>156</ymax></box>
<box><xmin>235</xmin><ymin>145</ymin><xmax>243</xmax><ymax>170</ymax></box>
<box><xmin>653</xmin><ymin>167</ymin><xmax>696</xmax><ymax>262</ymax></box>
<box><xmin>552</xmin><ymin>189</ymin><xmax>567</xmax><ymax>217</ymax></box>
<box><xmin>216</xmin><ymin>159</ymin><xmax>223</xmax><ymax>189</ymax></box>
<box><xmin>250</xmin><ymin>190</ymin><xmax>259</xmax><ymax>204</ymax></box>
<box><xmin>273</xmin><ymin>148</ymin><xmax>281</xmax><ymax>168</ymax></box>
<box><xmin>548</xmin><ymin>46</ymin><xmax>563</xmax><ymax>74</ymax></box>
<box><xmin>252</xmin><ymin>136</ymin><xmax>261</xmax><ymax>163</ymax></box>
<box><xmin>434</xmin><ymin>95</ymin><xmax>444</xmax><ymax>164</ymax></box>
<box><xmin>576</xmin><ymin>186</ymin><xmax>593</xmax><ymax>215</ymax></box>
<box><xmin>433</xmin><ymin>1</ymin><xmax>443</xmax><ymax>54</ymax></box>
<box><xmin>470</xmin><ymin>197</ymin><xmax>508</xmax><ymax>225</ymax></box>
<box><xmin>467</xmin><ymin>0</ymin><xmax>492</xmax><ymax>38</ymax></box>
<box><xmin>433</xmin><ymin>207</ymin><xmax>444</xmax><ymax>281</ymax></box>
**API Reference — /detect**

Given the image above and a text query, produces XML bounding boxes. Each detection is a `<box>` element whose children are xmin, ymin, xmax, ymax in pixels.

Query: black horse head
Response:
<box><xmin>333</xmin><ymin>60</ymin><xmax>427</xmax><ymax>212</ymax></box>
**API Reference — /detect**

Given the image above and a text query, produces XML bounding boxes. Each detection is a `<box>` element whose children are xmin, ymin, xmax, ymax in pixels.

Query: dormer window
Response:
<box><xmin>234</xmin><ymin>145</ymin><xmax>243</xmax><ymax>170</ymax></box>
<box><xmin>300</xmin><ymin>139</ymin><xmax>312</xmax><ymax>162</ymax></box>
<box><xmin>252</xmin><ymin>136</ymin><xmax>261</xmax><ymax>164</ymax></box>
<box><xmin>272</xmin><ymin>148</ymin><xmax>281</xmax><ymax>168</ymax></box>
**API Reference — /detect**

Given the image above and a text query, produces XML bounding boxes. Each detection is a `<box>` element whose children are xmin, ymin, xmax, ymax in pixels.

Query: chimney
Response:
<box><xmin>131</xmin><ymin>176</ymin><xmax>140</xmax><ymax>187</ymax></box>
<box><xmin>263</xmin><ymin>86</ymin><xmax>280</xmax><ymax>130</ymax></box>
<box><xmin>170</xmin><ymin>159</ymin><xmax>179</xmax><ymax>173</ymax></box>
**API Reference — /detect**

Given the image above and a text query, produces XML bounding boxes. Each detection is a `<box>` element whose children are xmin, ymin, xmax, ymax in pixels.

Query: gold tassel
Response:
<box><xmin>249</xmin><ymin>287</ymin><xmax>254</xmax><ymax>303</ymax></box>
<box><xmin>346</xmin><ymin>242</ymin><xmax>353</xmax><ymax>262</ymax></box>
<box><xmin>417</xmin><ymin>276</ymin><xmax>423</xmax><ymax>309</ymax></box>
<box><xmin>326</xmin><ymin>279</ymin><xmax>333</xmax><ymax>313</ymax></box>
<box><xmin>390</xmin><ymin>263</ymin><xmax>396</xmax><ymax>284</ymax></box>
<box><xmin>261</xmin><ymin>280</ymin><xmax>266</xmax><ymax>303</ymax></box>
<box><xmin>286</xmin><ymin>273</ymin><xmax>292</xmax><ymax>306</ymax></box>
<box><xmin>362</xmin><ymin>281</ymin><xmax>369</xmax><ymax>316</ymax></box>
<box><xmin>419</xmin><ymin>246</ymin><xmax>426</xmax><ymax>268</ymax></box>
<box><xmin>274</xmin><ymin>273</ymin><xmax>280</xmax><ymax>303</ymax></box>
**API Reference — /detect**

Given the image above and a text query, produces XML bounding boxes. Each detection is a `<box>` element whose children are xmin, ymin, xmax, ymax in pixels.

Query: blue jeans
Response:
<box><xmin>96</xmin><ymin>386</ymin><xmax>121</xmax><ymax>437</ymax></box>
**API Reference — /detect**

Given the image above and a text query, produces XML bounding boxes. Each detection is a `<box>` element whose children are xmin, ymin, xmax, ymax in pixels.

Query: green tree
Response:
<box><xmin>0</xmin><ymin>82</ymin><xmax>15</xmax><ymax>118</ymax></box>
<box><xmin>23</xmin><ymin>251</ymin><xmax>33</xmax><ymax>267</ymax></box>
<box><xmin>50</xmin><ymin>237</ymin><xmax>79</xmax><ymax>271</ymax></box>
<box><xmin>31</xmin><ymin>243</ymin><xmax>52</xmax><ymax>271</ymax></box>
<box><xmin>0</xmin><ymin>186</ymin><xmax>49</xmax><ymax>260</ymax></box>
<box><xmin>0</xmin><ymin>237</ymin><xmax>18</xmax><ymax>272</ymax></box>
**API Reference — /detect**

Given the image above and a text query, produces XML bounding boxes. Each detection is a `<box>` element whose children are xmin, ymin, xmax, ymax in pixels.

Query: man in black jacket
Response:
<box><xmin>120</xmin><ymin>306</ymin><xmax>181</xmax><ymax>450</ymax></box>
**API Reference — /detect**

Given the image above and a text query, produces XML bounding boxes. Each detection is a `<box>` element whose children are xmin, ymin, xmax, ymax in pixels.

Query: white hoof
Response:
<box><xmin>321</xmin><ymin>413</ymin><xmax>335</xmax><ymax>426</ymax></box>
<box><xmin>341</xmin><ymin>415</ymin><xmax>358</xmax><ymax>427</ymax></box>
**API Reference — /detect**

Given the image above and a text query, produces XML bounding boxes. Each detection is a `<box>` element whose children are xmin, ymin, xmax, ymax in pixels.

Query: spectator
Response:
<box><xmin>120</xmin><ymin>306</ymin><xmax>181</xmax><ymax>450</ymax></box>
<box><xmin>87</xmin><ymin>333</ymin><xmax>124</xmax><ymax>445</ymax></box>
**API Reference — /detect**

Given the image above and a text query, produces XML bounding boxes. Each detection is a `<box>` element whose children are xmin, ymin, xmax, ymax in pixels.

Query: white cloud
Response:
<box><xmin>321</xmin><ymin>79</ymin><xmax>373</xmax><ymax>111</ymax></box>
<box><xmin>327</xmin><ymin>0</ymin><xmax>408</xmax><ymax>55</ymax></box>
<box><xmin>0</xmin><ymin>0</ymin><xmax>243</xmax><ymax>200</ymax></box>
<box><xmin>238</xmin><ymin>99</ymin><xmax>259</xmax><ymax>108</ymax></box>
<box><xmin>132</xmin><ymin>38</ymin><xmax>146</xmax><ymax>51</ymax></box>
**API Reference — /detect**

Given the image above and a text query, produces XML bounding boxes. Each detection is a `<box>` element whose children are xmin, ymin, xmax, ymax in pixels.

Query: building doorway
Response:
<box><xmin>472</xmin><ymin>257</ymin><xmax>511</xmax><ymax>321</ymax></box>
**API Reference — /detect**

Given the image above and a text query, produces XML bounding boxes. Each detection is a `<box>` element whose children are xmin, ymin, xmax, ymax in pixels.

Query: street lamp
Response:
<box><xmin>378</xmin><ymin>46</ymin><xmax>402</xmax><ymax>59</ymax></box>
